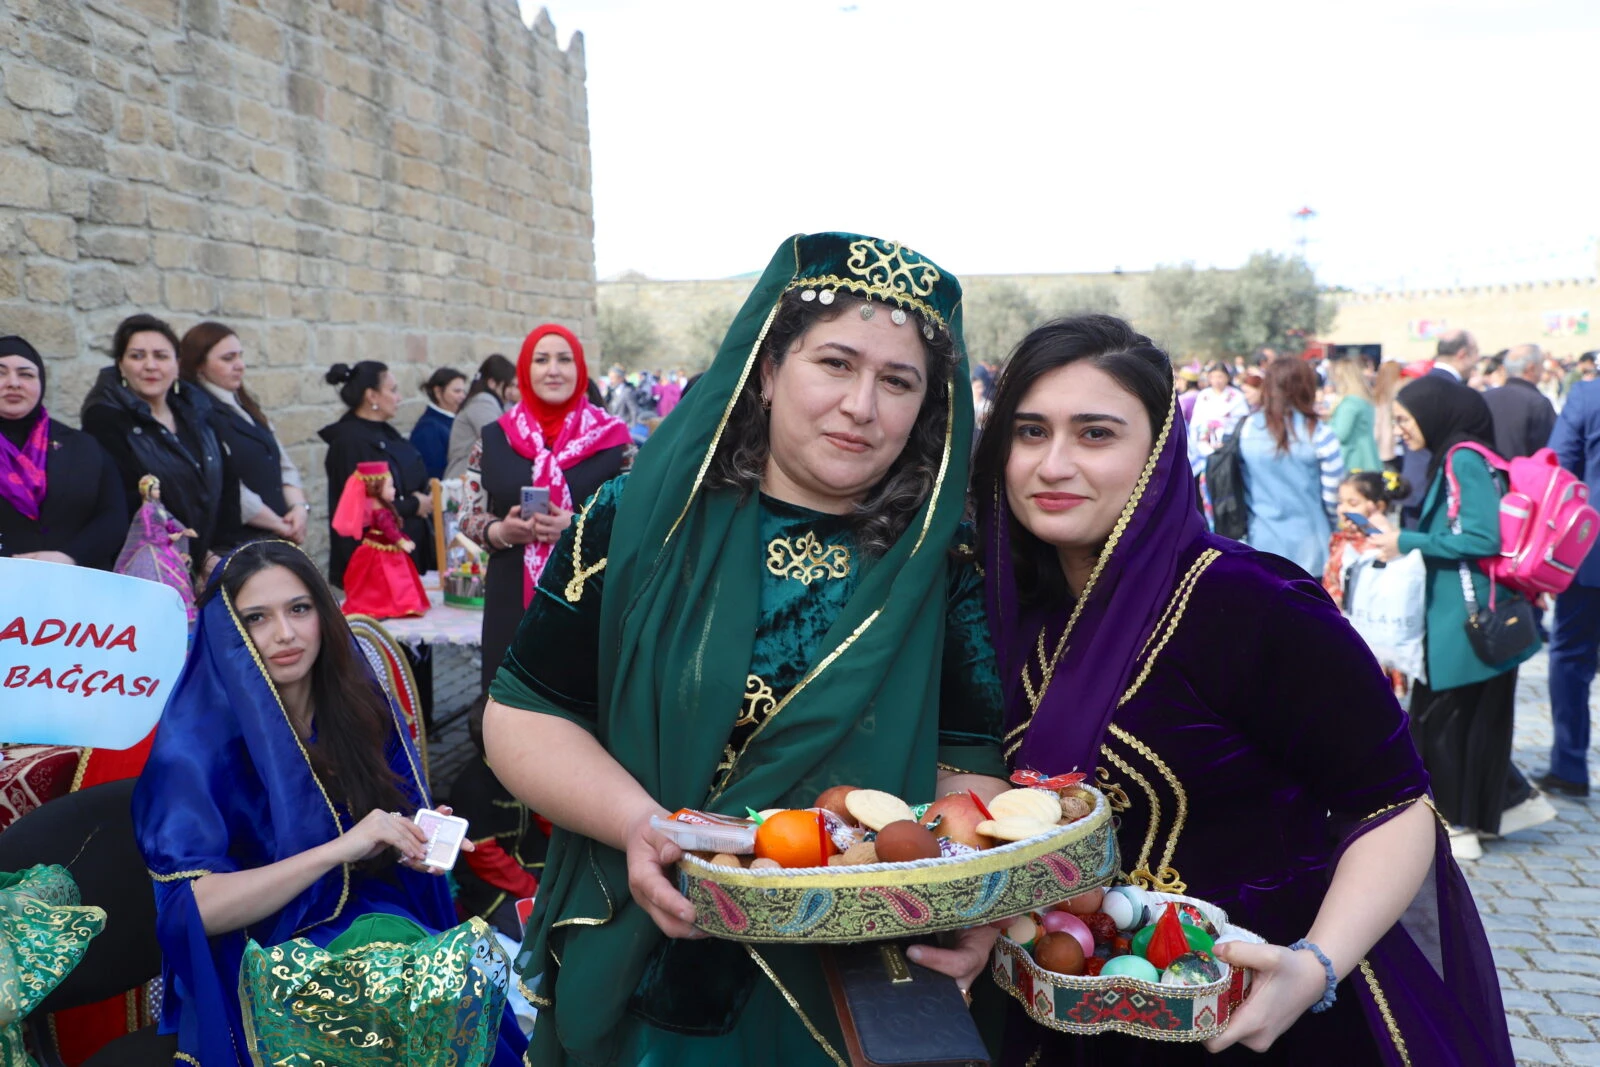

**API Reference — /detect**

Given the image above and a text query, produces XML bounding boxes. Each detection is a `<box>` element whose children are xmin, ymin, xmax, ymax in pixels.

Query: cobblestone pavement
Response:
<box><xmin>1467</xmin><ymin>651</ymin><xmax>1600</xmax><ymax>1066</ymax></box>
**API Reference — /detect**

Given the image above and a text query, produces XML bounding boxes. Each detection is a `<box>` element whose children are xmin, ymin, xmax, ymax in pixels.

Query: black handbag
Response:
<box><xmin>1457</xmin><ymin>560</ymin><xmax>1536</xmax><ymax>666</ymax></box>
<box><xmin>1205</xmin><ymin>419</ymin><xmax>1249</xmax><ymax>541</ymax></box>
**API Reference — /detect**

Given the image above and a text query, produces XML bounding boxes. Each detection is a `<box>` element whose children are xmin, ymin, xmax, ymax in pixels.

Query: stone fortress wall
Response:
<box><xmin>1</xmin><ymin>0</ymin><xmax>595</xmax><ymax>558</ymax></box>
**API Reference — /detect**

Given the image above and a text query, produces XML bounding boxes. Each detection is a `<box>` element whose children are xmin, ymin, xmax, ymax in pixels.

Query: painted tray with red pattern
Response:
<box><xmin>991</xmin><ymin>891</ymin><xmax>1262</xmax><ymax>1041</ymax></box>
<box><xmin>677</xmin><ymin>787</ymin><xmax>1118</xmax><ymax>944</ymax></box>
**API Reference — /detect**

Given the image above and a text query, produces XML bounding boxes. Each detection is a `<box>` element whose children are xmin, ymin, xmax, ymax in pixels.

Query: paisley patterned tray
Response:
<box><xmin>991</xmin><ymin>890</ymin><xmax>1262</xmax><ymax>1042</ymax></box>
<box><xmin>676</xmin><ymin>787</ymin><xmax>1117</xmax><ymax>943</ymax></box>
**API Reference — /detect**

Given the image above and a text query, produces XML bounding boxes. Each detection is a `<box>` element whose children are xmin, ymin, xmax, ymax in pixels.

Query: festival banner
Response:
<box><xmin>0</xmin><ymin>557</ymin><xmax>187</xmax><ymax>748</ymax></box>
<box><xmin>1542</xmin><ymin>310</ymin><xmax>1590</xmax><ymax>338</ymax></box>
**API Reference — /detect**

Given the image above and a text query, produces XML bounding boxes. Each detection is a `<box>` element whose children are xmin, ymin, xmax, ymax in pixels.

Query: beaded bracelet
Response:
<box><xmin>1287</xmin><ymin>939</ymin><xmax>1337</xmax><ymax>1013</ymax></box>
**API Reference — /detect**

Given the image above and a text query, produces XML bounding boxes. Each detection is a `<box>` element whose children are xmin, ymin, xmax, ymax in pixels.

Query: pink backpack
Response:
<box><xmin>1445</xmin><ymin>442</ymin><xmax>1600</xmax><ymax>597</ymax></box>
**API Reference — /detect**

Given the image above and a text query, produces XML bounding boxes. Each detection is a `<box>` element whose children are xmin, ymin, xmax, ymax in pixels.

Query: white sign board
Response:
<box><xmin>0</xmin><ymin>557</ymin><xmax>187</xmax><ymax>748</ymax></box>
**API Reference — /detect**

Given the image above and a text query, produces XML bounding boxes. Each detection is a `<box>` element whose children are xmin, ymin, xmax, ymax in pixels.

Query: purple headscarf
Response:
<box><xmin>0</xmin><ymin>335</ymin><xmax>49</xmax><ymax>521</ymax></box>
<box><xmin>980</xmin><ymin>392</ymin><xmax>1205</xmax><ymax>773</ymax></box>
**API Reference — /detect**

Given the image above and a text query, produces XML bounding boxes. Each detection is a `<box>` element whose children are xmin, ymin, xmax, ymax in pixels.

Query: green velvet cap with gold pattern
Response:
<box><xmin>786</xmin><ymin>232</ymin><xmax>961</xmax><ymax>338</ymax></box>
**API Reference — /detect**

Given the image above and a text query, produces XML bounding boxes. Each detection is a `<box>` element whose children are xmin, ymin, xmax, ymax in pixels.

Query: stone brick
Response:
<box><xmin>4</xmin><ymin>66</ymin><xmax>76</xmax><ymax>114</ymax></box>
<box><xmin>49</xmin><ymin>170</ymin><xmax>90</xmax><ymax>218</ymax></box>
<box><xmin>228</xmin><ymin>7</ymin><xmax>283</xmax><ymax>61</ymax></box>
<box><xmin>25</xmin><ymin>263</ymin><xmax>70</xmax><ymax>303</ymax></box>
<box><xmin>163</xmin><ymin>272</ymin><xmax>217</xmax><ymax>312</ymax></box>
<box><xmin>34</xmin><ymin>121</ymin><xmax>108</xmax><ymax>169</ymax></box>
<box><xmin>219</xmin><ymin>281</ymin><xmax>263</xmax><ymax>317</ymax></box>
<box><xmin>78</xmin><ymin>229</ymin><xmax>151</xmax><ymax>265</ymax></box>
<box><xmin>176</xmin><ymin>83</ymin><xmax>234</xmax><ymax>127</ymax></box>
<box><xmin>0</xmin><ymin>305</ymin><xmax>78</xmax><ymax>357</ymax></box>
<box><xmin>22</xmin><ymin>217</ymin><xmax>76</xmax><ymax>259</ymax></box>
<box><xmin>88</xmin><ymin>180</ymin><xmax>147</xmax><ymax>225</ymax></box>
<box><xmin>28</xmin><ymin>33</ymin><xmax>92</xmax><ymax>78</ymax></box>
<box><xmin>76</xmin><ymin>86</ymin><xmax>115</xmax><ymax>133</ymax></box>
<box><xmin>236</xmin><ymin>98</ymin><xmax>276</xmax><ymax>141</ymax></box>
<box><xmin>0</xmin><ymin>261</ymin><xmax>20</xmax><ymax>301</ymax></box>
<box><xmin>122</xmin><ymin>266</ymin><xmax>161</xmax><ymax>306</ymax></box>
<box><xmin>196</xmin><ymin>240</ymin><xmax>258</xmax><ymax>280</ymax></box>
<box><xmin>118</xmin><ymin>103</ymin><xmax>148</xmax><ymax>143</ymax></box>
<box><xmin>0</xmin><ymin>154</ymin><xmax>51</xmax><ymax>209</ymax></box>
<box><xmin>147</xmin><ymin>192</ymin><xmax>208</xmax><ymax>234</ymax></box>
<box><xmin>70</xmin><ymin>265</ymin><xmax>124</xmax><ymax>310</ymax></box>
<box><xmin>251</xmin><ymin>145</ymin><xmax>292</xmax><ymax>185</ymax></box>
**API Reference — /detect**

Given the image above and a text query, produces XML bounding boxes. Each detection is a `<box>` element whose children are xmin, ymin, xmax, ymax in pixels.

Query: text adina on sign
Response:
<box><xmin>0</xmin><ymin>615</ymin><xmax>164</xmax><ymax>698</ymax></box>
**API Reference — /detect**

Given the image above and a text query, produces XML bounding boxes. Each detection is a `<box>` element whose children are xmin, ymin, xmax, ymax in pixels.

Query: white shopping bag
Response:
<box><xmin>1343</xmin><ymin>550</ymin><xmax>1426</xmax><ymax>683</ymax></box>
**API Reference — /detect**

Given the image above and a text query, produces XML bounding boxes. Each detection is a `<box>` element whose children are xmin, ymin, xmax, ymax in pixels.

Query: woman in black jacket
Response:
<box><xmin>179</xmin><ymin>321</ymin><xmax>310</xmax><ymax>545</ymax></box>
<box><xmin>0</xmin><ymin>335</ymin><xmax>126</xmax><ymax>568</ymax></box>
<box><xmin>319</xmin><ymin>361</ymin><xmax>434</xmax><ymax>586</ymax></box>
<box><xmin>81</xmin><ymin>314</ymin><xmax>240</xmax><ymax>570</ymax></box>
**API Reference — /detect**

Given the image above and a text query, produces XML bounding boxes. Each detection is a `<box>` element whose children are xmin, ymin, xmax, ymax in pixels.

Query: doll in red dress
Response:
<box><xmin>332</xmin><ymin>461</ymin><xmax>430</xmax><ymax>619</ymax></box>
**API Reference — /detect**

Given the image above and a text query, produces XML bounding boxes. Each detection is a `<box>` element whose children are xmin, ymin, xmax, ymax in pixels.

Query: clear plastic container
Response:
<box><xmin>651</xmin><ymin>809</ymin><xmax>757</xmax><ymax>854</ymax></box>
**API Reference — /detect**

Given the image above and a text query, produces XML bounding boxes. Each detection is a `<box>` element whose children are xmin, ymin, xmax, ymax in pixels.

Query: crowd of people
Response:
<box><xmin>6</xmin><ymin>235</ymin><xmax>1595</xmax><ymax>1066</ymax></box>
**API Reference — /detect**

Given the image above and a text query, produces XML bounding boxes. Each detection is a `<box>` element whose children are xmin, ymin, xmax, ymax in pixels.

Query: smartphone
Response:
<box><xmin>413</xmin><ymin>809</ymin><xmax>470</xmax><ymax>871</ymax></box>
<box><xmin>520</xmin><ymin>486</ymin><xmax>550</xmax><ymax>516</ymax></box>
<box><xmin>1342</xmin><ymin>511</ymin><xmax>1380</xmax><ymax>536</ymax></box>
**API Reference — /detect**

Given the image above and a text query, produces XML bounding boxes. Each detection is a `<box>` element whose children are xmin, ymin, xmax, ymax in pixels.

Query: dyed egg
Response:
<box><xmin>1006</xmin><ymin>915</ymin><xmax>1040</xmax><ymax>951</ymax></box>
<box><xmin>1161</xmin><ymin>951</ymin><xmax>1223</xmax><ymax>987</ymax></box>
<box><xmin>1132</xmin><ymin>921</ymin><xmax>1215</xmax><ymax>960</ymax></box>
<box><xmin>1101</xmin><ymin>886</ymin><xmax>1148</xmax><ymax>931</ymax></box>
<box><xmin>1178</xmin><ymin>903</ymin><xmax>1219</xmax><ymax>938</ymax></box>
<box><xmin>874</xmin><ymin>820</ymin><xmax>941</xmax><ymax>862</ymax></box>
<box><xmin>1040</xmin><ymin>910</ymin><xmax>1095</xmax><ymax>957</ymax></box>
<box><xmin>1098</xmin><ymin>954</ymin><xmax>1160</xmax><ymax>982</ymax></box>
<box><xmin>1062</xmin><ymin>887</ymin><xmax>1105</xmax><ymax>915</ymax></box>
<box><xmin>1033</xmin><ymin>931</ymin><xmax>1086</xmax><ymax>976</ymax></box>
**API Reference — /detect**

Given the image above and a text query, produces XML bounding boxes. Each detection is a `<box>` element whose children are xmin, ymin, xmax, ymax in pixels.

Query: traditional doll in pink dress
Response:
<box><xmin>331</xmin><ymin>460</ymin><xmax>430</xmax><ymax>619</ymax></box>
<box><xmin>115</xmin><ymin>474</ymin><xmax>197</xmax><ymax>623</ymax></box>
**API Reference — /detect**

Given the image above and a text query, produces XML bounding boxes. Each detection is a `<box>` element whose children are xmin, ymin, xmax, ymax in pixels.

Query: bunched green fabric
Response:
<box><xmin>493</xmin><ymin>233</ymin><xmax>996</xmax><ymax>1065</ymax></box>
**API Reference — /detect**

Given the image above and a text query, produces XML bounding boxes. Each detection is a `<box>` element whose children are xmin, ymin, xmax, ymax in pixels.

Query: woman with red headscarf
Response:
<box><xmin>459</xmin><ymin>324</ymin><xmax>631</xmax><ymax>695</ymax></box>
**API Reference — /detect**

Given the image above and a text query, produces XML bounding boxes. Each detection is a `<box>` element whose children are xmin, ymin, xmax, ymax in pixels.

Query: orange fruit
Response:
<box><xmin>754</xmin><ymin>809</ymin><xmax>838</xmax><ymax>868</ymax></box>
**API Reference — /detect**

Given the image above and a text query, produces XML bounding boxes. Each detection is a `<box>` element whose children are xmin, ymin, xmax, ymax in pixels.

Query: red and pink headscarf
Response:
<box><xmin>0</xmin><ymin>336</ymin><xmax>49</xmax><ymax>522</ymax></box>
<box><xmin>499</xmin><ymin>324</ymin><xmax>630</xmax><ymax>606</ymax></box>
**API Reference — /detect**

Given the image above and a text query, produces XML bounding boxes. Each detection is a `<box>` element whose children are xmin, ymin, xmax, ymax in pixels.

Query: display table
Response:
<box><xmin>359</xmin><ymin>574</ymin><xmax>483</xmax><ymax>648</ymax></box>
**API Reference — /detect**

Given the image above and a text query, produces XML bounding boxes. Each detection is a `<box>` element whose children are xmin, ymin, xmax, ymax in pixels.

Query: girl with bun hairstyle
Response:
<box><xmin>317</xmin><ymin>361</ymin><xmax>433</xmax><ymax>586</ymax></box>
<box><xmin>1321</xmin><ymin>470</ymin><xmax>1411</xmax><ymax>605</ymax></box>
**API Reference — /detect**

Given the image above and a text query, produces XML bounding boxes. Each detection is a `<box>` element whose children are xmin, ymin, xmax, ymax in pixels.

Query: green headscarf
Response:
<box><xmin>519</xmin><ymin>233</ymin><xmax>974</xmax><ymax>1063</ymax></box>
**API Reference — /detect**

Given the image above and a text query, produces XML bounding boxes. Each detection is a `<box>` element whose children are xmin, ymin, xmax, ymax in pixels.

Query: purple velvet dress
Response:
<box><xmin>981</xmin><ymin>393</ymin><xmax>1512</xmax><ymax>1066</ymax></box>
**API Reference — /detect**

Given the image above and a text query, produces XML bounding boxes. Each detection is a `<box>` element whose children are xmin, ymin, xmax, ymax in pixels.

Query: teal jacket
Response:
<box><xmin>1398</xmin><ymin>448</ymin><xmax>1540</xmax><ymax>689</ymax></box>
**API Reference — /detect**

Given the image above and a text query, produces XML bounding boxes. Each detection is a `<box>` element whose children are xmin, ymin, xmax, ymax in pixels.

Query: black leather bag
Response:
<box><xmin>822</xmin><ymin>942</ymin><xmax>989</xmax><ymax>1067</ymax></box>
<box><xmin>1458</xmin><ymin>561</ymin><xmax>1537</xmax><ymax>666</ymax></box>
<box><xmin>1205</xmin><ymin>420</ymin><xmax>1249</xmax><ymax>541</ymax></box>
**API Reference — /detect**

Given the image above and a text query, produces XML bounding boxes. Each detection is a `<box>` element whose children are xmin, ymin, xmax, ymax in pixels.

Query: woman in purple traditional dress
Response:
<box><xmin>973</xmin><ymin>315</ymin><xmax>1511</xmax><ymax>1064</ymax></box>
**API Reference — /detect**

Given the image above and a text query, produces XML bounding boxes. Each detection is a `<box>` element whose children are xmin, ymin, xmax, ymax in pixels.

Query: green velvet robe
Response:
<box><xmin>490</xmin><ymin>476</ymin><xmax>1005</xmax><ymax>1065</ymax></box>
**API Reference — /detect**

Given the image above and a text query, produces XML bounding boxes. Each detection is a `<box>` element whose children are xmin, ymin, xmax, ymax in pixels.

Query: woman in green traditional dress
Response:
<box><xmin>484</xmin><ymin>232</ymin><xmax>1009</xmax><ymax>1066</ymax></box>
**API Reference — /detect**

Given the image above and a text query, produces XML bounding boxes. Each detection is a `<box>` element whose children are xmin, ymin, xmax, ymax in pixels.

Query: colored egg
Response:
<box><xmin>1098</xmin><ymin>954</ymin><xmax>1160</xmax><ymax>982</ymax></box>
<box><xmin>1040</xmin><ymin>910</ymin><xmax>1095</xmax><ymax>957</ymax></box>
<box><xmin>1033</xmin><ymin>931</ymin><xmax>1086</xmax><ymax>976</ymax></box>
<box><xmin>1161</xmin><ymin>951</ymin><xmax>1223</xmax><ymax>987</ymax></box>
<box><xmin>1062</xmin><ymin>887</ymin><xmax>1105</xmax><ymax>915</ymax></box>
<box><xmin>1101</xmin><ymin>886</ymin><xmax>1147</xmax><ymax>931</ymax></box>
<box><xmin>1006</xmin><ymin>915</ymin><xmax>1039</xmax><ymax>951</ymax></box>
<box><xmin>1131</xmin><ymin>921</ymin><xmax>1215</xmax><ymax>959</ymax></box>
<box><xmin>1178</xmin><ymin>903</ymin><xmax>1219</xmax><ymax>938</ymax></box>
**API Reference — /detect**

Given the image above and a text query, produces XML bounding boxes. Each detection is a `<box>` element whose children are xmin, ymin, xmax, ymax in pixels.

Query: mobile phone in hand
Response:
<box><xmin>413</xmin><ymin>809</ymin><xmax>470</xmax><ymax>871</ymax></box>
<box><xmin>521</xmin><ymin>486</ymin><xmax>550</xmax><ymax>516</ymax></box>
<box><xmin>1342</xmin><ymin>511</ymin><xmax>1380</xmax><ymax>536</ymax></box>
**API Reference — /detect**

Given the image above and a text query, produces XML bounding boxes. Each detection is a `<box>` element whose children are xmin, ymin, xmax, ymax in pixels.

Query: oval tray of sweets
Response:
<box><xmin>677</xmin><ymin>786</ymin><xmax>1118</xmax><ymax>944</ymax></box>
<box><xmin>442</xmin><ymin>572</ymin><xmax>485</xmax><ymax>609</ymax></box>
<box><xmin>991</xmin><ymin>889</ymin><xmax>1264</xmax><ymax>1042</ymax></box>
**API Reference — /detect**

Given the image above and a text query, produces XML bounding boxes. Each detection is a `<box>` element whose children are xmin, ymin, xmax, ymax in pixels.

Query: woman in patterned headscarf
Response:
<box><xmin>484</xmin><ymin>233</ymin><xmax>1009</xmax><ymax>1066</ymax></box>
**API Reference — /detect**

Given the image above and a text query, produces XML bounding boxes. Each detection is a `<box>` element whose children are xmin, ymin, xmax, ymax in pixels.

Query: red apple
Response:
<box><xmin>814</xmin><ymin>785</ymin><xmax>861</xmax><ymax>826</ymax></box>
<box><xmin>919</xmin><ymin>793</ymin><xmax>998</xmax><ymax>850</ymax></box>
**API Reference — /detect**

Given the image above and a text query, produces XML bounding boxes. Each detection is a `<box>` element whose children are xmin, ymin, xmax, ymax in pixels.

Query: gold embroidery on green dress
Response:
<box><xmin>715</xmin><ymin>675</ymin><xmax>780</xmax><ymax>785</ymax></box>
<box><xmin>765</xmin><ymin>532</ymin><xmax>851</xmax><ymax>584</ymax></box>
<box><xmin>564</xmin><ymin>502</ymin><xmax>607</xmax><ymax>603</ymax></box>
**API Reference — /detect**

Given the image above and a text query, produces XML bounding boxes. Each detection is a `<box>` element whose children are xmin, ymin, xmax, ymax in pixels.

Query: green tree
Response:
<box><xmin>686</xmin><ymin>304</ymin><xmax>740</xmax><ymax>372</ymax></box>
<box><xmin>1142</xmin><ymin>253</ymin><xmax>1333</xmax><ymax>363</ymax></box>
<box><xmin>963</xmin><ymin>282</ymin><xmax>1045</xmax><ymax>365</ymax></box>
<box><xmin>596</xmin><ymin>304</ymin><xmax>661</xmax><ymax>370</ymax></box>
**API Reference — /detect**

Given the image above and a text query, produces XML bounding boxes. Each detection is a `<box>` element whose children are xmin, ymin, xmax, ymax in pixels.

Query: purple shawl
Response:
<box><xmin>981</xmin><ymin>393</ymin><xmax>1205</xmax><ymax>772</ymax></box>
<box><xmin>0</xmin><ymin>406</ymin><xmax>49</xmax><ymax>521</ymax></box>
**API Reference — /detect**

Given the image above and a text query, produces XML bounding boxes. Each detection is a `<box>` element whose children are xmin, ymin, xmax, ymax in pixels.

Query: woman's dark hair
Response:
<box><xmin>112</xmin><ymin>313</ymin><xmax>180</xmax><ymax>364</ymax></box>
<box><xmin>324</xmin><ymin>361</ymin><xmax>388</xmax><ymax>410</ymax></box>
<box><xmin>466</xmin><ymin>354</ymin><xmax>515</xmax><ymax>400</ymax></box>
<box><xmin>703</xmin><ymin>289</ymin><xmax>957</xmax><ymax>555</ymax></box>
<box><xmin>1342</xmin><ymin>470</ymin><xmax>1411</xmax><ymax>506</ymax></box>
<box><xmin>421</xmin><ymin>367</ymin><xmax>465</xmax><ymax>406</ymax></box>
<box><xmin>179</xmin><ymin>321</ymin><xmax>269</xmax><ymax>427</ymax></box>
<box><xmin>1260</xmin><ymin>357</ymin><xmax>1320</xmax><ymax>455</ymax></box>
<box><xmin>971</xmin><ymin>314</ymin><xmax>1173</xmax><ymax>607</ymax></box>
<box><xmin>212</xmin><ymin>540</ymin><xmax>411</xmax><ymax>835</ymax></box>
<box><xmin>1203</xmin><ymin>361</ymin><xmax>1232</xmax><ymax>383</ymax></box>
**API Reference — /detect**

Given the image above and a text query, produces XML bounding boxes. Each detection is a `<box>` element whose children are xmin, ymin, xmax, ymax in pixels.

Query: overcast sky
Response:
<box><xmin>526</xmin><ymin>0</ymin><xmax>1600</xmax><ymax>291</ymax></box>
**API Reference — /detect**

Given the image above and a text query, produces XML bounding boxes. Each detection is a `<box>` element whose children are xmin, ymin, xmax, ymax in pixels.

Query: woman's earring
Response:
<box><xmin>760</xmin><ymin>391</ymin><xmax>771</xmax><ymax>411</ymax></box>
<box><xmin>120</xmin><ymin>377</ymin><xmax>129</xmax><ymax>388</ymax></box>
<box><xmin>370</xmin><ymin>402</ymin><xmax>379</xmax><ymax>410</ymax></box>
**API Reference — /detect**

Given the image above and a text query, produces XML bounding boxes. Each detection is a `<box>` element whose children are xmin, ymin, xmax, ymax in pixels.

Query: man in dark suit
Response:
<box><xmin>1484</xmin><ymin>344</ymin><xmax>1558</xmax><ymax>459</ymax></box>
<box><xmin>1543</xmin><ymin>378</ymin><xmax>1600</xmax><ymax>797</ymax></box>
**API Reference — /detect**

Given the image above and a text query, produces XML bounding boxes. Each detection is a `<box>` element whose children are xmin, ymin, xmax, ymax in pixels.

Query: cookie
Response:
<box><xmin>836</xmin><ymin>841</ymin><xmax>880</xmax><ymax>866</ymax></box>
<box><xmin>844</xmin><ymin>789</ymin><xmax>915</xmax><ymax>831</ymax></box>
<box><xmin>976</xmin><ymin>817</ymin><xmax>1057</xmax><ymax>842</ymax></box>
<box><xmin>988</xmin><ymin>788</ymin><xmax>1064</xmax><ymax>825</ymax></box>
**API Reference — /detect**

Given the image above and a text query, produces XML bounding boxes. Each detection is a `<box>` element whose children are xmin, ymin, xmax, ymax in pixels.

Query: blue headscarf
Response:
<box><xmin>132</xmin><ymin>543</ymin><xmax>449</xmax><ymax>1065</ymax></box>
